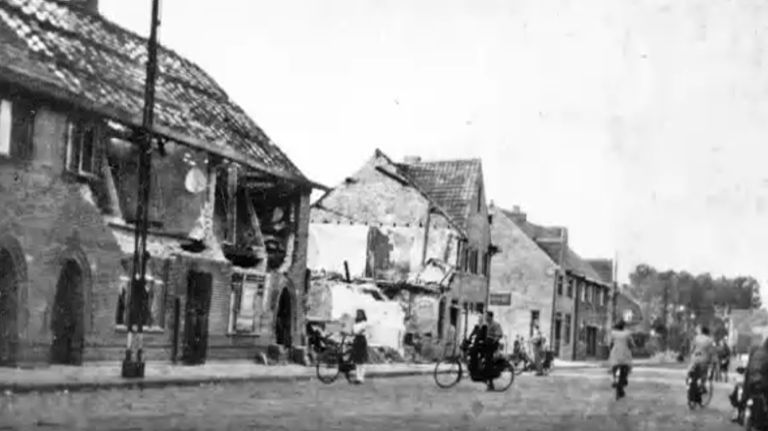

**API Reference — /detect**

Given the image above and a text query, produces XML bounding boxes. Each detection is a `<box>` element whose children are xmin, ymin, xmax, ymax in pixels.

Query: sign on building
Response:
<box><xmin>490</xmin><ymin>293</ymin><xmax>512</xmax><ymax>306</ymax></box>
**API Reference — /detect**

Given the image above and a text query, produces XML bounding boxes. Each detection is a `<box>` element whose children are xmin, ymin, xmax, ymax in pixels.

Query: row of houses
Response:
<box><xmin>306</xmin><ymin>151</ymin><xmax>644</xmax><ymax>361</ymax></box>
<box><xmin>0</xmin><ymin>0</ymin><xmax>642</xmax><ymax>368</ymax></box>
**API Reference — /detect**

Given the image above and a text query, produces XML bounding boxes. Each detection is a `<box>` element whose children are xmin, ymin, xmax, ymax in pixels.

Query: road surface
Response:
<box><xmin>0</xmin><ymin>366</ymin><xmax>743</xmax><ymax>430</ymax></box>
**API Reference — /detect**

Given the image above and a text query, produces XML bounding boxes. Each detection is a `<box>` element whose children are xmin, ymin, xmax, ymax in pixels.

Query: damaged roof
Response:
<box><xmin>397</xmin><ymin>158</ymin><xmax>483</xmax><ymax>230</ymax></box>
<box><xmin>0</xmin><ymin>0</ymin><xmax>314</xmax><ymax>186</ymax></box>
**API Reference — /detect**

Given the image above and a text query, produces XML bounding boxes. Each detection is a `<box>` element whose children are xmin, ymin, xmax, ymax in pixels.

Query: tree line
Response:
<box><xmin>626</xmin><ymin>263</ymin><xmax>762</xmax><ymax>348</ymax></box>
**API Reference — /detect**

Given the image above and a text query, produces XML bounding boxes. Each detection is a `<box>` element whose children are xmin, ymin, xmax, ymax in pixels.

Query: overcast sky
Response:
<box><xmin>99</xmin><ymin>0</ymin><xmax>768</xmax><ymax>300</ymax></box>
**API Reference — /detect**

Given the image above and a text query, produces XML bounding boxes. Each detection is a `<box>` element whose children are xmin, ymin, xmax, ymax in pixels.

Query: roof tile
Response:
<box><xmin>0</xmin><ymin>0</ymin><xmax>306</xmax><ymax>181</ymax></box>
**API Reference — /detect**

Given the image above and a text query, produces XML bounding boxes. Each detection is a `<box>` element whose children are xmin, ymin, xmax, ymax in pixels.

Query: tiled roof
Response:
<box><xmin>586</xmin><ymin>259</ymin><xmax>614</xmax><ymax>284</ymax></box>
<box><xmin>397</xmin><ymin>159</ymin><xmax>482</xmax><ymax>229</ymax></box>
<box><xmin>0</xmin><ymin>0</ymin><xmax>310</xmax><ymax>185</ymax></box>
<box><xmin>502</xmin><ymin>209</ymin><xmax>608</xmax><ymax>286</ymax></box>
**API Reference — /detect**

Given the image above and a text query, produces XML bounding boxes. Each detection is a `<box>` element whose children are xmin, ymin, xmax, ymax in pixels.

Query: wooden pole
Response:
<box><xmin>123</xmin><ymin>0</ymin><xmax>161</xmax><ymax>379</ymax></box>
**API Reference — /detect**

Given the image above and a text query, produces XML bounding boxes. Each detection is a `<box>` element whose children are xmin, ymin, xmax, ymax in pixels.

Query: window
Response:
<box><xmin>603</xmin><ymin>289</ymin><xmax>610</xmax><ymax>307</ymax></box>
<box><xmin>0</xmin><ymin>99</ymin><xmax>10</xmax><ymax>156</ymax></box>
<box><xmin>229</xmin><ymin>273</ymin><xmax>265</xmax><ymax>334</ymax></box>
<box><xmin>557</xmin><ymin>275</ymin><xmax>563</xmax><ymax>296</ymax></box>
<box><xmin>476</xmin><ymin>184</ymin><xmax>483</xmax><ymax>212</ymax></box>
<box><xmin>115</xmin><ymin>274</ymin><xmax>165</xmax><ymax>330</ymax></box>
<box><xmin>467</xmin><ymin>249</ymin><xmax>479</xmax><ymax>274</ymax></box>
<box><xmin>567</xmin><ymin>277</ymin><xmax>574</xmax><ymax>298</ymax></box>
<box><xmin>66</xmin><ymin>119</ymin><xmax>99</xmax><ymax>176</ymax></box>
<box><xmin>481</xmin><ymin>252</ymin><xmax>489</xmax><ymax>276</ymax></box>
<box><xmin>580</xmin><ymin>282</ymin><xmax>587</xmax><ymax>302</ymax></box>
<box><xmin>564</xmin><ymin>314</ymin><xmax>572</xmax><ymax>344</ymax></box>
<box><xmin>530</xmin><ymin>310</ymin><xmax>540</xmax><ymax>337</ymax></box>
<box><xmin>598</xmin><ymin>287</ymin><xmax>605</xmax><ymax>306</ymax></box>
<box><xmin>0</xmin><ymin>99</ymin><xmax>35</xmax><ymax>159</ymax></box>
<box><xmin>475</xmin><ymin>302</ymin><xmax>484</xmax><ymax>314</ymax></box>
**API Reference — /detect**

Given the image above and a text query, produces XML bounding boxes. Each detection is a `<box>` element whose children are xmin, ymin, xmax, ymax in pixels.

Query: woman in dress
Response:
<box><xmin>351</xmin><ymin>309</ymin><xmax>369</xmax><ymax>384</ymax></box>
<box><xmin>609</xmin><ymin>319</ymin><xmax>634</xmax><ymax>400</ymax></box>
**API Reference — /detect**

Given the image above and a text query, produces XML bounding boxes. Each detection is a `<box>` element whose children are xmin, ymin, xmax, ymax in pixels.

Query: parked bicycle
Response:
<box><xmin>510</xmin><ymin>341</ymin><xmax>554</xmax><ymax>375</ymax></box>
<box><xmin>433</xmin><ymin>338</ymin><xmax>515</xmax><ymax>391</ymax></box>
<box><xmin>315</xmin><ymin>332</ymin><xmax>357</xmax><ymax>384</ymax></box>
<box><xmin>686</xmin><ymin>362</ymin><xmax>715</xmax><ymax>409</ymax></box>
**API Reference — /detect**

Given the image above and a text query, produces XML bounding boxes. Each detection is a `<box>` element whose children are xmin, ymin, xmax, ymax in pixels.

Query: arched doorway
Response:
<box><xmin>50</xmin><ymin>260</ymin><xmax>85</xmax><ymax>365</ymax></box>
<box><xmin>275</xmin><ymin>288</ymin><xmax>292</xmax><ymax>347</ymax></box>
<box><xmin>0</xmin><ymin>248</ymin><xmax>19</xmax><ymax>366</ymax></box>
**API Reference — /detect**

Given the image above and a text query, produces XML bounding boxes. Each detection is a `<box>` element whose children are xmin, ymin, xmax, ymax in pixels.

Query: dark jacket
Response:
<box><xmin>745</xmin><ymin>343</ymin><xmax>768</xmax><ymax>394</ymax></box>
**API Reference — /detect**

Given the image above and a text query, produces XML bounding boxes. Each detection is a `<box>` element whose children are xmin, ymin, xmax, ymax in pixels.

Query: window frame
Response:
<box><xmin>567</xmin><ymin>277</ymin><xmax>574</xmax><ymax>298</ymax></box>
<box><xmin>114</xmin><ymin>274</ymin><xmax>166</xmax><ymax>333</ymax></box>
<box><xmin>65</xmin><ymin>117</ymin><xmax>100</xmax><ymax>179</ymax></box>
<box><xmin>564</xmin><ymin>313</ymin><xmax>572</xmax><ymax>344</ymax></box>
<box><xmin>557</xmin><ymin>275</ymin><xmax>563</xmax><ymax>296</ymax></box>
<box><xmin>0</xmin><ymin>99</ymin><xmax>11</xmax><ymax>158</ymax></box>
<box><xmin>228</xmin><ymin>272</ymin><xmax>265</xmax><ymax>336</ymax></box>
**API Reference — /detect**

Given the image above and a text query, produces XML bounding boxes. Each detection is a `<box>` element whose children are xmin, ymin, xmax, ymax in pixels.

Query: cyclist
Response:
<box><xmin>688</xmin><ymin>325</ymin><xmax>716</xmax><ymax>402</ymax></box>
<box><xmin>483</xmin><ymin>311</ymin><xmax>504</xmax><ymax>390</ymax></box>
<box><xmin>466</xmin><ymin>315</ymin><xmax>487</xmax><ymax>377</ymax></box>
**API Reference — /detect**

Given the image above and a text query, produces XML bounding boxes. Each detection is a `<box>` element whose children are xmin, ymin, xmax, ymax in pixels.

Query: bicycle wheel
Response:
<box><xmin>316</xmin><ymin>349</ymin><xmax>341</xmax><ymax>384</ymax></box>
<box><xmin>685</xmin><ymin>376</ymin><xmax>698</xmax><ymax>410</ymax></box>
<box><xmin>434</xmin><ymin>357</ymin><xmax>462</xmax><ymax>389</ymax></box>
<box><xmin>489</xmin><ymin>359</ymin><xmax>515</xmax><ymax>392</ymax></box>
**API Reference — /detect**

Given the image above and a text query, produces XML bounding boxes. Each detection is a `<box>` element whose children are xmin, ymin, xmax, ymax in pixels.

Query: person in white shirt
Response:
<box><xmin>350</xmin><ymin>309</ymin><xmax>369</xmax><ymax>384</ymax></box>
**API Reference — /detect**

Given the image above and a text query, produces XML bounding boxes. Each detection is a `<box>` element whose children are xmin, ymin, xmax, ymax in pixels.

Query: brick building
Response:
<box><xmin>308</xmin><ymin>150</ymin><xmax>494</xmax><ymax>358</ymax></box>
<box><xmin>487</xmin><ymin>205</ymin><xmax>557</xmax><ymax>355</ymax></box>
<box><xmin>0</xmin><ymin>0</ymin><xmax>321</xmax><ymax>367</ymax></box>
<box><xmin>501</xmin><ymin>206</ymin><xmax>613</xmax><ymax>360</ymax></box>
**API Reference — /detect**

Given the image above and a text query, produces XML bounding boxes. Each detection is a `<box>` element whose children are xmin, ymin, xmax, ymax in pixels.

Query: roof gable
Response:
<box><xmin>311</xmin><ymin>150</ymin><xmax>466</xmax><ymax>236</ymax></box>
<box><xmin>505</xmin><ymin>211</ymin><xmax>608</xmax><ymax>285</ymax></box>
<box><xmin>0</xmin><ymin>0</ymin><xmax>307</xmax><ymax>183</ymax></box>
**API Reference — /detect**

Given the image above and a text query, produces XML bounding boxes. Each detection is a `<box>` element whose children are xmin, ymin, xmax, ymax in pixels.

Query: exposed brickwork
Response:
<box><xmin>0</xmin><ymin>94</ymin><xmax>311</xmax><ymax>366</ymax></box>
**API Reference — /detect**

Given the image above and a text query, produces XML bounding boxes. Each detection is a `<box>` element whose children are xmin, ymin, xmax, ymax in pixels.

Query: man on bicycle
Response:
<box><xmin>688</xmin><ymin>325</ymin><xmax>716</xmax><ymax>399</ymax></box>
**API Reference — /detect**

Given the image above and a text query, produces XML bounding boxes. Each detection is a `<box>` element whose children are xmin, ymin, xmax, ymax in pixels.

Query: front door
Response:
<box><xmin>554</xmin><ymin>318</ymin><xmax>562</xmax><ymax>357</ymax></box>
<box><xmin>182</xmin><ymin>271</ymin><xmax>213</xmax><ymax>365</ymax></box>
<box><xmin>275</xmin><ymin>288</ymin><xmax>292</xmax><ymax>347</ymax></box>
<box><xmin>0</xmin><ymin>249</ymin><xmax>18</xmax><ymax>367</ymax></box>
<box><xmin>50</xmin><ymin>260</ymin><xmax>84</xmax><ymax>365</ymax></box>
<box><xmin>586</xmin><ymin>326</ymin><xmax>598</xmax><ymax>357</ymax></box>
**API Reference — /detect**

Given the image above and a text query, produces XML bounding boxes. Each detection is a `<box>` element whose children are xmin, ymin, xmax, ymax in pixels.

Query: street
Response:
<box><xmin>0</xmin><ymin>366</ymin><xmax>743</xmax><ymax>431</ymax></box>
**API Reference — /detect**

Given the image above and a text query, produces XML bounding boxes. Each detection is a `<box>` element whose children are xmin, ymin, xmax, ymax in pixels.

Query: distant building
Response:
<box><xmin>495</xmin><ymin>206</ymin><xmax>613</xmax><ymax>360</ymax></box>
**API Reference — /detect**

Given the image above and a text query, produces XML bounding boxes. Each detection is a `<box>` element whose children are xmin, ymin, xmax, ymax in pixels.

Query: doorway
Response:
<box><xmin>275</xmin><ymin>288</ymin><xmax>292</xmax><ymax>347</ymax></box>
<box><xmin>50</xmin><ymin>260</ymin><xmax>85</xmax><ymax>365</ymax></box>
<box><xmin>586</xmin><ymin>326</ymin><xmax>598</xmax><ymax>357</ymax></box>
<box><xmin>554</xmin><ymin>315</ymin><xmax>562</xmax><ymax>357</ymax></box>
<box><xmin>0</xmin><ymin>249</ymin><xmax>18</xmax><ymax>366</ymax></box>
<box><xmin>182</xmin><ymin>271</ymin><xmax>213</xmax><ymax>365</ymax></box>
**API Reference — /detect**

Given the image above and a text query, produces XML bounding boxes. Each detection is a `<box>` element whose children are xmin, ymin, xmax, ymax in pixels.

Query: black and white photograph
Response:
<box><xmin>0</xmin><ymin>0</ymin><xmax>766</xmax><ymax>429</ymax></box>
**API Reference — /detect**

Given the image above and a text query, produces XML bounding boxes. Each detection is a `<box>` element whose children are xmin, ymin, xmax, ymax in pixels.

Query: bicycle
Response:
<box><xmin>433</xmin><ymin>338</ymin><xmax>515</xmax><ymax>391</ymax></box>
<box><xmin>315</xmin><ymin>333</ymin><xmax>357</xmax><ymax>384</ymax></box>
<box><xmin>510</xmin><ymin>341</ymin><xmax>554</xmax><ymax>376</ymax></box>
<box><xmin>686</xmin><ymin>362</ymin><xmax>715</xmax><ymax>409</ymax></box>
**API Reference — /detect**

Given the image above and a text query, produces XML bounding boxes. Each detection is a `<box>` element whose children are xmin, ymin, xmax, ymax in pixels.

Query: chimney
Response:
<box><xmin>65</xmin><ymin>0</ymin><xmax>99</xmax><ymax>14</ymax></box>
<box><xmin>402</xmin><ymin>156</ymin><xmax>421</xmax><ymax>164</ymax></box>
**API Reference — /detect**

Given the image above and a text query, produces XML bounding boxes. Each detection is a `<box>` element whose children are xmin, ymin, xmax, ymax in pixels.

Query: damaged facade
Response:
<box><xmin>308</xmin><ymin>150</ymin><xmax>493</xmax><ymax>359</ymax></box>
<box><xmin>0</xmin><ymin>0</ymin><xmax>319</xmax><ymax>366</ymax></box>
<box><xmin>498</xmin><ymin>206</ymin><xmax>614</xmax><ymax>360</ymax></box>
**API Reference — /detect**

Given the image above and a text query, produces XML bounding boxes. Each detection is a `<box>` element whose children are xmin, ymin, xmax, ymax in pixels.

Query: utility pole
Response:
<box><xmin>122</xmin><ymin>0</ymin><xmax>162</xmax><ymax>379</ymax></box>
<box><xmin>662</xmin><ymin>279</ymin><xmax>669</xmax><ymax>352</ymax></box>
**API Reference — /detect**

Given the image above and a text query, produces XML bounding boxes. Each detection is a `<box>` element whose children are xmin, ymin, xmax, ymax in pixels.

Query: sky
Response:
<box><xmin>98</xmin><ymin>0</ymin><xmax>768</xmax><ymax>301</ymax></box>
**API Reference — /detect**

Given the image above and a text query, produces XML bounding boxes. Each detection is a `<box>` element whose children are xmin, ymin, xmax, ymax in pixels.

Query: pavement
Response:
<box><xmin>0</xmin><ymin>358</ymin><xmax>683</xmax><ymax>394</ymax></box>
<box><xmin>0</xmin><ymin>366</ymin><xmax>744</xmax><ymax>430</ymax></box>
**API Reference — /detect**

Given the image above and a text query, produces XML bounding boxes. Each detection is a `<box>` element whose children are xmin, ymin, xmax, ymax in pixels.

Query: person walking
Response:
<box><xmin>609</xmin><ymin>319</ymin><xmax>634</xmax><ymax>400</ymax></box>
<box><xmin>350</xmin><ymin>309</ymin><xmax>369</xmax><ymax>384</ymax></box>
<box><xmin>531</xmin><ymin>323</ymin><xmax>545</xmax><ymax>376</ymax></box>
